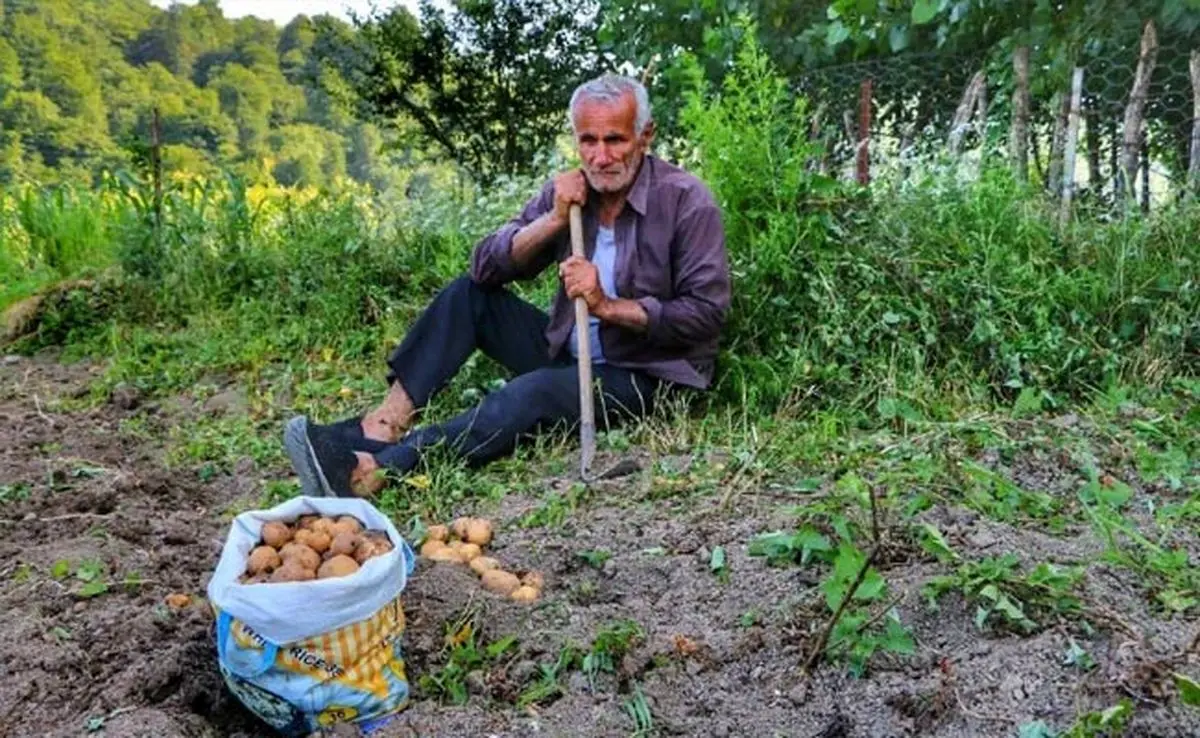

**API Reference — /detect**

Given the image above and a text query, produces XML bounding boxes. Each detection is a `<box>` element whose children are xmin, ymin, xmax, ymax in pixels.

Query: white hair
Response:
<box><xmin>568</xmin><ymin>74</ymin><xmax>653</xmax><ymax>134</ymax></box>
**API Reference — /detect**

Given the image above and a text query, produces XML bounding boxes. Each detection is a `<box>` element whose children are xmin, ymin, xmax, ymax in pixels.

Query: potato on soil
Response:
<box><xmin>510</xmin><ymin>586</ymin><xmax>538</xmax><ymax>603</ymax></box>
<box><xmin>279</xmin><ymin>542</ymin><xmax>321</xmax><ymax>572</ymax></box>
<box><xmin>271</xmin><ymin>563</ymin><xmax>316</xmax><ymax>583</ymax></box>
<box><xmin>481</xmin><ymin>569</ymin><xmax>521</xmax><ymax>596</ymax></box>
<box><xmin>465</xmin><ymin>518</ymin><xmax>493</xmax><ymax>546</ymax></box>
<box><xmin>421</xmin><ymin>539</ymin><xmax>447</xmax><ymax>557</ymax></box>
<box><xmin>318</xmin><ymin>555</ymin><xmax>360</xmax><ymax>579</ymax></box>
<box><xmin>247</xmin><ymin>545</ymin><xmax>282</xmax><ymax>575</ymax></box>
<box><xmin>165</xmin><ymin>593</ymin><xmax>191</xmax><ymax>609</ymax></box>
<box><xmin>428</xmin><ymin>547</ymin><xmax>463</xmax><ymax>564</ymax></box>
<box><xmin>521</xmin><ymin>572</ymin><xmax>544</xmax><ymax>591</ymax></box>
<box><xmin>469</xmin><ymin>556</ymin><xmax>500</xmax><ymax>575</ymax></box>
<box><xmin>451</xmin><ymin>517</ymin><xmax>472</xmax><ymax>540</ymax></box>
<box><xmin>330</xmin><ymin>532</ymin><xmax>360</xmax><ymax>557</ymax></box>
<box><xmin>458</xmin><ymin>543</ymin><xmax>482</xmax><ymax>561</ymax></box>
<box><xmin>426</xmin><ymin>524</ymin><xmax>449</xmax><ymax>542</ymax></box>
<box><xmin>261</xmin><ymin>521</ymin><xmax>293</xmax><ymax>549</ymax></box>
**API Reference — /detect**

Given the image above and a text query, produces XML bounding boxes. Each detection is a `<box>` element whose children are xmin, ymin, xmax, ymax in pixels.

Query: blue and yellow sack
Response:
<box><xmin>207</xmin><ymin>497</ymin><xmax>417</xmax><ymax>736</ymax></box>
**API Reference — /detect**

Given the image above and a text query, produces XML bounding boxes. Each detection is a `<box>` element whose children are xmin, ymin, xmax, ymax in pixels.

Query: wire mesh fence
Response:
<box><xmin>793</xmin><ymin>23</ymin><xmax>1199</xmax><ymax>212</ymax></box>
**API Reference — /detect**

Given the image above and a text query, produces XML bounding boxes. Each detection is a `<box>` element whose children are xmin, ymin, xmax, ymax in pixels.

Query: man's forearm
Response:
<box><xmin>595</xmin><ymin>298</ymin><xmax>648</xmax><ymax>331</ymax></box>
<box><xmin>511</xmin><ymin>211</ymin><xmax>565</xmax><ymax>267</ymax></box>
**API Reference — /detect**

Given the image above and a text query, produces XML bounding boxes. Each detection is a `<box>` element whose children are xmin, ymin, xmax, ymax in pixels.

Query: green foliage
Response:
<box><xmin>676</xmin><ymin>28</ymin><xmax>1199</xmax><ymax>414</ymax></box>
<box><xmin>582</xmin><ymin>619</ymin><xmax>644</xmax><ymax>688</ymax></box>
<box><xmin>418</xmin><ymin>620</ymin><xmax>517</xmax><ymax>705</ymax></box>
<box><xmin>334</xmin><ymin>0</ymin><xmax>602</xmax><ymax>182</ymax></box>
<box><xmin>923</xmin><ymin>554</ymin><xmax>1084</xmax><ymax>633</ymax></box>
<box><xmin>0</xmin><ymin>0</ymin><xmax>393</xmax><ymax>188</ymax></box>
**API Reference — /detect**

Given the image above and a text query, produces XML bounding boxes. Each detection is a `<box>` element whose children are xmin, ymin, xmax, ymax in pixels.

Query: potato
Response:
<box><xmin>295</xmin><ymin>528</ymin><xmax>331</xmax><ymax>554</ymax></box>
<box><xmin>521</xmin><ymin>572</ymin><xmax>544</xmax><ymax>591</ymax></box>
<box><xmin>334</xmin><ymin>515</ymin><xmax>363</xmax><ymax>534</ymax></box>
<box><xmin>310</xmin><ymin>517</ymin><xmax>336</xmax><ymax>536</ymax></box>
<box><xmin>279</xmin><ymin>542</ymin><xmax>321</xmax><ymax>572</ymax></box>
<box><xmin>421</xmin><ymin>539</ymin><xmax>447</xmax><ymax>557</ymax></box>
<box><xmin>318</xmin><ymin>554</ymin><xmax>360</xmax><ymax>579</ymax></box>
<box><xmin>297</xmin><ymin>514</ymin><xmax>320</xmax><ymax>530</ymax></box>
<box><xmin>261</xmin><ymin>521</ymin><xmax>293</xmax><ymax>549</ymax></box>
<box><xmin>271</xmin><ymin>562</ymin><xmax>316</xmax><ymax>582</ymax></box>
<box><xmin>330</xmin><ymin>532</ymin><xmax>360</xmax><ymax>557</ymax></box>
<box><xmin>510</xmin><ymin>586</ymin><xmax>538</xmax><ymax>603</ymax></box>
<box><xmin>458</xmin><ymin>543</ymin><xmax>482</xmax><ymax>562</ymax></box>
<box><xmin>428</xmin><ymin>547</ymin><xmax>463</xmax><ymax>563</ymax></box>
<box><xmin>469</xmin><ymin>556</ymin><xmax>501</xmax><ymax>575</ymax></box>
<box><xmin>465</xmin><ymin>518</ymin><xmax>493</xmax><ymax>546</ymax></box>
<box><xmin>165</xmin><ymin>593</ymin><xmax>191</xmax><ymax>609</ymax></box>
<box><xmin>426</xmin><ymin>524</ymin><xmax>449</xmax><ymax>542</ymax></box>
<box><xmin>354</xmin><ymin>539</ymin><xmax>379</xmax><ymax>564</ymax></box>
<box><xmin>247</xmin><ymin>545</ymin><xmax>282</xmax><ymax>575</ymax></box>
<box><xmin>481</xmin><ymin>569</ymin><xmax>521</xmax><ymax>596</ymax></box>
<box><xmin>373</xmin><ymin>539</ymin><xmax>394</xmax><ymax>555</ymax></box>
<box><xmin>451</xmin><ymin>517</ymin><xmax>472</xmax><ymax>540</ymax></box>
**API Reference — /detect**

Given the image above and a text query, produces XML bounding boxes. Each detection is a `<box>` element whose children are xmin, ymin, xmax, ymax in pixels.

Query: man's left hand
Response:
<box><xmin>559</xmin><ymin>256</ymin><xmax>605</xmax><ymax>312</ymax></box>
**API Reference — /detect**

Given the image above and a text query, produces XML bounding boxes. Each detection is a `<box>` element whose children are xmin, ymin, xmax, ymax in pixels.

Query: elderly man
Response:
<box><xmin>285</xmin><ymin>73</ymin><xmax>730</xmax><ymax>497</ymax></box>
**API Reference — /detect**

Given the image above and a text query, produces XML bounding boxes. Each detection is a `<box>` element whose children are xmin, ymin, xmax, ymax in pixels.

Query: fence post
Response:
<box><xmin>1121</xmin><ymin>19</ymin><xmax>1158</xmax><ymax>204</ymax></box>
<box><xmin>151</xmin><ymin>106</ymin><xmax>162</xmax><ymax>242</ymax></box>
<box><xmin>857</xmin><ymin>78</ymin><xmax>872</xmax><ymax>186</ymax></box>
<box><xmin>1189</xmin><ymin>49</ymin><xmax>1199</xmax><ymax>192</ymax></box>
<box><xmin>1060</xmin><ymin>67</ymin><xmax>1084</xmax><ymax>227</ymax></box>
<box><xmin>1011</xmin><ymin>46</ymin><xmax>1030</xmax><ymax>182</ymax></box>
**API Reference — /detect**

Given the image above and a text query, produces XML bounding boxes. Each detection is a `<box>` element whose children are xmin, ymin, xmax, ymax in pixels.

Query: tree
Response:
<box><xmin>328</xmin><ymin>0</ymin><xmax>605</xmax><ymax>181</ymax></box>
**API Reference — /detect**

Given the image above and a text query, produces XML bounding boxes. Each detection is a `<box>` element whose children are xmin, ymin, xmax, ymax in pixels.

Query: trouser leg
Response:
<box><xmin>374</xmin><ymin>364</ymin><xmax>661</xmax><ymax>473</ymax></box>
<box><xmin>385</xmin><ymin>275</ymin><xmax>555</xmax><ymax>408</ymax></box>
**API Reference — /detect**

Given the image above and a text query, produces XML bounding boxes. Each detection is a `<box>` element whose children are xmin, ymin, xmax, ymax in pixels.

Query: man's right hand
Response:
<box><xmin>552</xmin><ymin>170</ymin><xmax>586</xmax><ymax>226</ymax></box>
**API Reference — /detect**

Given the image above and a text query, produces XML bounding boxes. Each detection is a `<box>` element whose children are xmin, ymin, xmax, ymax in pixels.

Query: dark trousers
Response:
<box><xmin>374</xmin><ymin>276</ymin><xmax>661</xmax><ymax>473</ymax></box>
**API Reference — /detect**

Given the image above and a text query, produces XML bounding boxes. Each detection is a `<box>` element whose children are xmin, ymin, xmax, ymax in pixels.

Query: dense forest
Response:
<box><xmin>0</xmin><ymin>0</ymin><xmax>388</xmax><ymax>188</ymax></box>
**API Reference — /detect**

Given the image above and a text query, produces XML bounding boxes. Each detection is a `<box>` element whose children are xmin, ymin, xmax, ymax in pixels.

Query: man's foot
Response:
<box><xmin>285</xmin><ymin>416</ymin><xmax>381</xmax><ymax>497</ymax></box>
<box><xmin>361</xmin><ymin>382</ymin><xmax>417</xmax><ymax>443</ymax></box>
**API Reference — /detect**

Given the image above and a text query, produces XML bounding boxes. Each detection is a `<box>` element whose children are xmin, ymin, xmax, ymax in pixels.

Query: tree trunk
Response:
<box><xmin>1141</xmin><ymin>129</ymin><xmax>1151</xmax><ymax>213</ymax></box>
<box><xmin>1048</xmin><ymin>92</ymin><xmax>1068</xmax><ymax>197</ymax></box>
<box><xmin>949</xmin><ymin>70</ymin><xmax>986</xmax><ymax>155</ymax></box>
<box><xmin>1061</xmin><ymin>68</ymin><xmax>1085</xmax><ymax>226</ymax></box>
<box><xmin>1011</xmin><ymin>46</ymin><xmax>1031</xmax><ymax>181</ymax></box>
<box><xmin>1122</xmin><ymin>19</ymin><xmax>1159</xmax><ymax>200</ymax></box>
<box><xmin>1110</xmin><ymin>119</ymin><xmax>1120</xmax><ymax>197</ymax></box>
<box><xmin>1189</xmin><ymin>49</ymin><xmax>1199</xmax><ymax>190</ymax></box>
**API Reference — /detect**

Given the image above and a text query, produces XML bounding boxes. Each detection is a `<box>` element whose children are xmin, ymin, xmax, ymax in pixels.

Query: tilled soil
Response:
<box><xmin>0</xmin><ymin>353</ymin><xmax>1195</xmax><ymax>738</ymax></box>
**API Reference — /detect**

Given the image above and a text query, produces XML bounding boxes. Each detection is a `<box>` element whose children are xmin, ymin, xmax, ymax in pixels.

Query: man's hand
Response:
<box><xmin>559</xmin><ymin>255</ymin><xmax>605</xmax><ymax>311</ymax></box>
<box><xmin>552</xmin><ymin>170</ymin><xmax>587</xmax><ymax>226</ymax></box>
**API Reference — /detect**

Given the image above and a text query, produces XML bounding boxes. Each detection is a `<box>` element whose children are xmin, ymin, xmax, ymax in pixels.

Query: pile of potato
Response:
<box><xmin>238</xmin><ymin>514</ymin><xmax>394</xmax><ymax>584</ymax></box>
<box><xmin>420</xmin><ymin>517</ymin><xmax>542</xmax><ymax>603</ymax></box>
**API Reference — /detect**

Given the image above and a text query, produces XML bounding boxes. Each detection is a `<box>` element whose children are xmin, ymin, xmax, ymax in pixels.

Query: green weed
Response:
<box><xmin>923</xmin><ymin>554</ymin><xmax>1084</xmax><ymax>634</ymax></box>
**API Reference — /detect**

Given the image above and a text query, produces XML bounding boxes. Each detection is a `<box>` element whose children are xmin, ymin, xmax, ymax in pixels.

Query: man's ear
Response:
<box><xmin>640</xmin><ymin>120</ymin><xmax>657</xmax><ymax>148</ymax></box>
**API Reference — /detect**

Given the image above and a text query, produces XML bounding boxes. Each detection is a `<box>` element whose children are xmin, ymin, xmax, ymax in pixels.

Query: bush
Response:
<box><xmin>676</xmin><ymin>26</ymin><xmax>1199</xmax><ymax>414</ymax></box>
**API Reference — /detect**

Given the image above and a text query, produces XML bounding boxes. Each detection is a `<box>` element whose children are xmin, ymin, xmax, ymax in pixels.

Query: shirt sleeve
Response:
<box><xmin>469</xmin><ymin>180</ymin><xmax>561</xmax><ymax>286</ymax></box>
<box><xmin>634</xmin><ymin>198</ymin><xmax>731</xmax><ymax>349</ymax></box>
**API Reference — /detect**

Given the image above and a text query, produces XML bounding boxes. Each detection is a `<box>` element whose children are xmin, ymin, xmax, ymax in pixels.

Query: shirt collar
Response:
<box><xmin>624</xmin><ymin>153</ymin><xmax>653</xmax><ymax>216</ymax></box>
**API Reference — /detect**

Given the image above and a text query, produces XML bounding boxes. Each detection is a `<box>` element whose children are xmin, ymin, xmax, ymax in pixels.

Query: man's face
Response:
<box><xmin>572</xmin><ymin>92</ymin><xmax>654</xmax><ymax>195</ymax></box>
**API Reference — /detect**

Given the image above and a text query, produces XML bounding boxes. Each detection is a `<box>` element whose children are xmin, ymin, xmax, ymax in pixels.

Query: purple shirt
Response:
<box><xmin>469</xmin><ymin>154</ymin><xmax>731</xmax><ymax>389</ymax></box>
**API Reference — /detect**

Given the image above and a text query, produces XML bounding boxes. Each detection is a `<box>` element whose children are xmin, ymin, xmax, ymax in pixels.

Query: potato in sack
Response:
<box><xmin>207</xmin><ymin>496</ymin><xmax>416</xmax><ymax>736</ymax></box>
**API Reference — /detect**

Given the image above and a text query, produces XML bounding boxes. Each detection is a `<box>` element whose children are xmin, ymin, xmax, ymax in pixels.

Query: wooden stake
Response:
<box><xmin>1190</xmin><ymin>49</ymin><xmax>1200</xmax><ymax>191</ymax></box>
<box><xmin>1011</xmin><ymin>46</ymin><xmax>1031</xmax><ymax>182</ymax></box>
<box><xmin>1060</xmin><ymin>67</ymin><xmax>1085</xmax><ymax>227</ymax></box>
<box><xmin>856</xmin><ymin>78</ymin><xmax>872</xmax><ymax>186</ymax></box>
<box><xmin>1122</xmin><ymin>20</ymin><xmax>1158</xmax><ymax>203</ymax></box>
